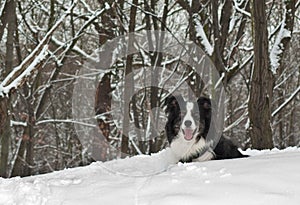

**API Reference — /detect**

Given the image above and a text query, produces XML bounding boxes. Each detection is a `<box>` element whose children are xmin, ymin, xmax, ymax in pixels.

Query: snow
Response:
<box><xmin>193</xmin><ymin>15</ymin><xmax>214</xmax><ymax>56</ymax></box>
<box><xmin>1</xmin><ymin>147</ymin><xmax>300</xmax><ymax>205</ymax></box>
<box><xmin>10</xmin><ymin>120</ymin><xmax>27</xmax><ymax>127</ymax></box>
<box><xmin>269</xmin><ymin>8</ymin><xmax>291</xmax><ymax>74</ymax></box>
<box><xmin>233</xmin><ymin>0</ymin><xmax>251</xmax><ymax>18</ymax></box>
<box><xmin>228</xmin><ymin>13</ymin><xmax>237</xmax><ymax>34</ymax></box>
<box><xmin>0</xmin><ymin>45</ymin><xmax>49</xmax><ymax>97</ymax></box>
<box><xmin>0</xmin><ymin>0</ymin><xmax>6</xmax><ymax>19</ymax></box>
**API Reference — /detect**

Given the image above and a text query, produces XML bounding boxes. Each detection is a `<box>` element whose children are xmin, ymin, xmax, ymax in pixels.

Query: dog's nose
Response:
<box><xmin>184</xmin><ymin>120</ymin><xmax>192</xmax><ymax>127</ymax></box>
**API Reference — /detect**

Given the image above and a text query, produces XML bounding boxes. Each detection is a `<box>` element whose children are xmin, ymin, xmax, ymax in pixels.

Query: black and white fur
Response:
<box><xmin>165</xmin><ymin>95</ymin><xmax>247</xmax><ymax>162</ymax></box>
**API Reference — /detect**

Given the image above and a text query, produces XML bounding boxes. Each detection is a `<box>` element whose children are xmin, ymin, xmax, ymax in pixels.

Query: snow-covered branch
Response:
<box><xmin>272</xmin><ymin>85</ymin><xmax>300</xmax><ymax>117</ymax></box>
<box><xmin>0</xmin><ymin>1</ymin><xmax>77</xmax><ymax>97</ymax></box>
<box><xmin>193</xmin><ymin>14</ymin><xmax>214</xmax><ymax>56</ymax></box>
<box><xmin>269</xmin><ymin>5</ymin><xmax>292</xmax><ymax>74</ymax></box>
<box><xmin>36</xmin><ymin>119</ymin><xmax>96</xmax><ymax>128</ymax></box>
<box><xmin>56</xmin><ymin>7</ymin><xmax>106</xmax><ymax>66</ymax></box>
<box><xmin>0</xmin><ymin>0</ymin><xmax>6</xmax><ymax>17</ymax></box>
<box><xmin>10</xmin><ymin>120</ymin><xmax>27</xmax><ymax>127</ymax></box>
<box><xmin>233</xmin><ymin>0</ymin><xmax>251</xmax><ymax>18</ymax></box>
<box><xmin>51</xmin><ymin>36</ymin><xmax>97</xmax><ymax>63</ymax></box>
<box><xmin>0</xmin><ymin>45</ymin><xmax>49</xmax><ymax>96</ymax></box>
<box><xmin>224</xmin><ymin>110</ymin><xmax>248</xmax><ymax>132</ymax></box>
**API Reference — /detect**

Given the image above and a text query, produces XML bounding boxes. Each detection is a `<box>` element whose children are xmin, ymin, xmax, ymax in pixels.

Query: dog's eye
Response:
<box><xmin>193</xmin><ymin>112</ymin><xmax>200</xmax><ymax>119</ymax></box>
<box><xmin>174</xmin><ymin>125</ymin><xmax>180</xmax><ymax>133</ymax></box>
<box><xmin>180</xmin><ymin>110</ymin><xmax>187</xmax><ymax>116</ymax></box>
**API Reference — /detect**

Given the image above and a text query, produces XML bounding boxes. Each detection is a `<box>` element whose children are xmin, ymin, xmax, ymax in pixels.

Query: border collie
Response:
<box><xmin>164</xmin><ymin>95</ymin><xmax>247</xmax><ymax>162</ymax></box>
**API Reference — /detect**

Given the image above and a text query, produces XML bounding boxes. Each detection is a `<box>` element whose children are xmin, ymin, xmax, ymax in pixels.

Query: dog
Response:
<box><xmin>164</xmin><ymin>95</ymin><xmax>247</xmax><ymax>162</ymax></box>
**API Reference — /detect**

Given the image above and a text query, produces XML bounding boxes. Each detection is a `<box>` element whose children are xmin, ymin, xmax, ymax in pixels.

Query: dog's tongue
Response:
<box><xmin>184</xmin><ymin>128</ymin><xmax>193</xmax><ymax>141</ymax></box>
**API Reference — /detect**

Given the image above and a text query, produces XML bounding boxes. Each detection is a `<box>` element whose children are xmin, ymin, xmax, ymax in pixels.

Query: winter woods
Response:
<box><xmin>0</xmin><ymin>0</ymin><xmax>299</xmax><ymax>177</ymax></box>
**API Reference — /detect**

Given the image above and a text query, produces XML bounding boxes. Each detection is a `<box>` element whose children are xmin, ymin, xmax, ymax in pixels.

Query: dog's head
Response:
<box><xmin>164</xmin><ymin>95</ymin><xmax>211</xmax><ymax>144</ymax></box>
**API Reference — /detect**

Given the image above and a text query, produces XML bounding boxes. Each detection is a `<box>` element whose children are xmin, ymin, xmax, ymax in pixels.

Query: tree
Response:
<box><xmin>247</xmin><ymin>0</ymin><xmax>274</xmax><ymax>149</ymax></box>
<box><xmin>0</xmin><ymin>1</ymin><xmax>97</xmax><ymax>176</ymax></box>
<box><xmin>119</xmin><ymin>0</ymin><xmax>138</xmax><ymax>156</ymax></box>
<box><xmin>271</xmin><ymin>0</ymin><xmax>297</xmax><ymax>148</ymax></box>
<box><xmin>0</xmin><ymin>0</ymin><xmax>16</xmax><ymax>178</ymax></box>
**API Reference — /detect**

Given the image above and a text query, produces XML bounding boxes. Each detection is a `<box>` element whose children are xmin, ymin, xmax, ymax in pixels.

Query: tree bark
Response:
<box><xmin>273</xmin><ymin>0</ymin><xmax>296</xmax><ymax>148</ymax></box>
<box><xmin>0</xmin><ymin>98</ymin><xmax>10</xmax><ymax>177</ymax></box>
<box><xmin>0</xmin><ymin>0</ymin><xmax>16</xmax><ymax>177</ymax></box>
<box><xmin>121</xmin><ymin>0</ymin><xmax>138</xmax><ymax>156</ymax></box>
<box><xmin>247</xmin><ymin>0</ymin><xmax>274</xmax><ymax>149</ymax></box>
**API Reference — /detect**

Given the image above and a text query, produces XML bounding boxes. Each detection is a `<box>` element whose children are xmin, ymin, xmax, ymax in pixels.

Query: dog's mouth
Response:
<box><xmin>182</xmin><ymin>128</ymin><xmax>196</xmax><ymax>141</ymax></box>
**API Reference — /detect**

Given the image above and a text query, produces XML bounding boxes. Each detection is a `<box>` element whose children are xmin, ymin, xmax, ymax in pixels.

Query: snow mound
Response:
<box><xmin>0</xmin><ymin>147</ymin><xmax>300</xmax><ymax>205</ymax></box>
<box><xmin>102</xmin><ymin>148</ymin><xmax>179</xmax><ymax>177</ymax></box>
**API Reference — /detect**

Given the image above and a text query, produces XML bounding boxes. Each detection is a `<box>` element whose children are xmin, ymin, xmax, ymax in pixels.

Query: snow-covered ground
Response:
<box><xmin>1</xmin><ymin>147</ymin><xmax>300</xmax><ymax>205</ymax></box>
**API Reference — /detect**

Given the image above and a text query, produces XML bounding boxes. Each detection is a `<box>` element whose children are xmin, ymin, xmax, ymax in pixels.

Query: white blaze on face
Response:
<box><xmin>181</xmin><ymin>102</ymin><xmax>197</xmax><ymax>141</ymax></box>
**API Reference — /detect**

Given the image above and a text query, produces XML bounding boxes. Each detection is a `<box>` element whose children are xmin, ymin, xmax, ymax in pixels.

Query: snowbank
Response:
<box><xmin>0</xmin><ymin>147</ymin><xmax>300</xmax><ymax>205</ymax></box>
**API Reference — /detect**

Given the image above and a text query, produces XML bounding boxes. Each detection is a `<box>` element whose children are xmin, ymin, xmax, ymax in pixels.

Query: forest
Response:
<box><xmin>0</xmin><ymin>0</ymin><xmax>299</xmax><ymax>178</ymax></box>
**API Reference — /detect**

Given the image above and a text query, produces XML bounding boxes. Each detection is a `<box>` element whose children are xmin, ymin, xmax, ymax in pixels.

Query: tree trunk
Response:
<box><xmin>247</xmin><ymin>0</ymin><xmax>274</xmax><ymax>149</ymax></box>
<box><xmin>273</xmin><ymin>0</ymin><xmax>296</xmax><ymax>148</ymax></box>
<box><xmin>121</xmin><ymin>0</ymin><xmax>138</xmax><ymax>156</ymax></box>
<box><xmin>0</xmin><ymin>0</ymin><xmax>16</xmax><ymax>177</ymax></box>
<box><xmin>0</xmin><ymin>99</ymin><xmax>10</xmax><ymax>178</ymax></box>
<box><xmin>11</xmin><ymin>139</ymin><xmax>26</xmax><ymax>177</ymax></box>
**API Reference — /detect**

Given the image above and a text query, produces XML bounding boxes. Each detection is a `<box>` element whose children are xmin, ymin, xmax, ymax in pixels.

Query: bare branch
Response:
<box><xmin>0</xmin><ymin>1</ymin><xmax>77</xmax><ymax>97</ymax></box>
<box><xmin>272</xmin><ymin>85</ymin><xmax>300</xmax><ymax>117</ymax></box>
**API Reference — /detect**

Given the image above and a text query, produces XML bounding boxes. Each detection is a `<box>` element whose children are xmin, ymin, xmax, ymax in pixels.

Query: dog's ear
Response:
<box><xmin>197</xmin><ymin>97</ymin><xmax>211</xmax><ymax>113</ymax></box>
<box><xmin>197</xmin><ymin>96</ymin><xmax>211</xmax><ymax>122</ymax></box>
<box><xmin>164</xmin><ymin>95</ymin><xmax>182</xmax><ymax>114</ymax></box>
<box><xmin>197</xmin><ymin>96</ymin><xmax>211</xmax><ymax>110</ymax></box>
<box><xmin>197</xmin><ymin>96</ymin><xmax>212</xmax><ymax>137</ymax></box>
<box><xmin>197</xmin><ymin>97</ymin><xmax>212</xmax><ymax>121</ymax></box>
